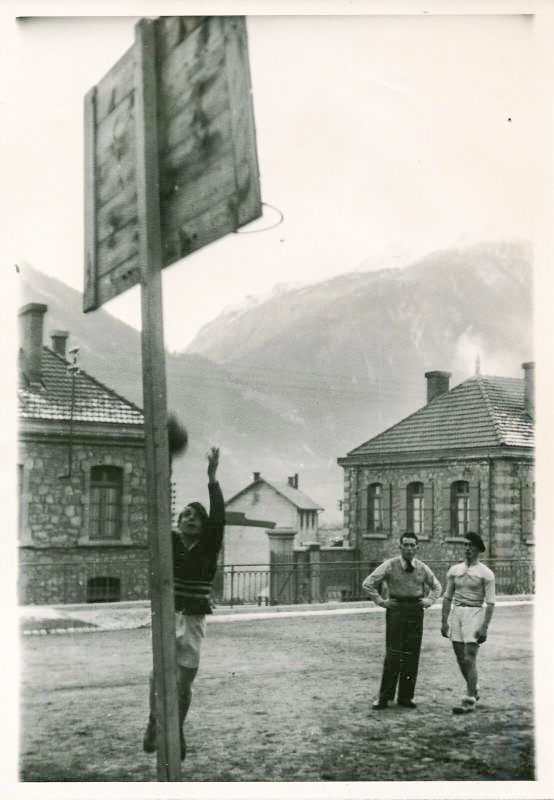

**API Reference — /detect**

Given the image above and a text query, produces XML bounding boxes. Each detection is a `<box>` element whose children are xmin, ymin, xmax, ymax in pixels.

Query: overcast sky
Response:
<box><xmin>2</xmin><ymin>7</ymin><xmax>552</xmax><ymax>351</ymax></box>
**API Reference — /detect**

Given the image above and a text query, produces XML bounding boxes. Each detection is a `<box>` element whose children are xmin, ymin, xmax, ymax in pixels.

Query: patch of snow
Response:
<box><xmin>19</xmin><ymin>607</ymin><xmax>66</xmax><ymax>620</ymax></box>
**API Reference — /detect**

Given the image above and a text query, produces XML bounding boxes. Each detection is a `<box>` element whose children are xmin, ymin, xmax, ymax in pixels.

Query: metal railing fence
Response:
<box><xmin>19</xmin><ymin>556</ymin><xmax>534</xmax><ymax>606</ymax></box>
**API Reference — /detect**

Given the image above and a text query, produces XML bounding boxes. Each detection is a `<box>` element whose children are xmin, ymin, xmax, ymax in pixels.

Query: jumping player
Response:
<box><xmin>143</xmin><ymin>446</ymin><xmax>224</xmax><ymax>759</ymax></box>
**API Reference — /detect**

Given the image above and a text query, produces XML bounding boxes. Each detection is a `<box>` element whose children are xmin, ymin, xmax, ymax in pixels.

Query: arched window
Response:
<box><xmin>407</xmin><ymin>482</ymin><xmax>424</xmax><ymax>534</ymax></box>
<box><xmin>451</xmin><ymin>481</ymin><xmax>470</xmax><ymax>536</ymax></box>
<box><xmin>368</xmin><ymin>483</ymin><xmax>383</xmax><ymax>532</ymax></box>
<box><xmin>89</xmin><ymin>465</ymin><xmax>123</xmax><ymax>540</ymax></box>
<box><xmin>87</xmin><ymin>576</ymin><xmax>121</xmax><ymax>603</ymax></box>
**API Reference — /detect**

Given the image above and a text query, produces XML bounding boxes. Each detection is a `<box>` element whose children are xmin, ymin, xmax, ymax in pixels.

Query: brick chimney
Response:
<box><xmin>19</xmin><ymin>303</ymin><xmax>47</xmax><ymax>389</ymax></box>
<box><xmin>522</xmin><ymin>362</ymin><xmax>534</xmax><ymax>419</ymax></box>
<box><xmin>425</xmin><ymin>370</ymin><xmax>451</xmax><ymax>404</ymax></box>
<box><xmin>287</xmin><ymin>474</ymin><xmax>299</xmax><ymax>489</ymax></box>
<box><xmin>50</xmin><ymin>330</ymin><xmax>69</xmax><ymax>358</ymax></box>
<box><xmin>253</xmin><ymin>471</ymin><xmax>260</xmax><ymax>482</ymax></box>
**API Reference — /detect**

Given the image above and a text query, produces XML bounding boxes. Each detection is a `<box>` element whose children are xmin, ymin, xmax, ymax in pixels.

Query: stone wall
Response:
<box><xmin>343</xmin><ymin>456</ymin><xmax>534</xmax><ymax>565</ymax></box>
<box><xmin>19</xmin><ymin>546</ymin><xmax>150</xmax><ymax>605</ymax></box>
<box><xmin>18</xmin><ymin>434</ymin><xmax>149</xmax><ymax>604</ymax></box>
<box><xmin>491</xmin><ymin>459</ymin><xmax>534</xmax><ymax>558</ymax></box>
<box><xmin>19</xmin><ymin>437</ymin><xmax>147</xmax><ymax>547</ymax></box>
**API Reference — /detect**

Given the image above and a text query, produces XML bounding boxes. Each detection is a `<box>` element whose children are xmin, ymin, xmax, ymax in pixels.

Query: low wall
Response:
<box><xmin>19</xmin><ymin>547</ymin><xmax>150</xmax><ymax>605</ymax></box>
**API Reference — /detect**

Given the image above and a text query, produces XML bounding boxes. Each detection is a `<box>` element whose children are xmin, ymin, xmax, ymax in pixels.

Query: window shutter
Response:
<box><xmin>360</xmin><ymin>485</ymin><xmax>368</xmax><ymax>532</ymax></box>
<box><xmin>423</xmin><ymin>483</ymin><xmax>433</xmax><ymax>537</ymax></box>
<box><xmin>398</xmin><ymin>485</ymin><xmax>407</xmax><ymax>533</ymax></box>
<box><xmin>520</xmin><ymin>481</ymin><xmax>532</xmax><ymax>539</ymax></box>
<box><xmin>469</xmin><ymin>483</ymin><xmax>480</xmax><ymax>532</ymax></box>
<box><xmin>442</xmin><ymin>483</ymin><xmax>453</xmax><ymax>535</ymax></box>
<box><xmin>382</xmin><ymin>484</ymin><xmax>392</xmax><ymax>534</ymax></box>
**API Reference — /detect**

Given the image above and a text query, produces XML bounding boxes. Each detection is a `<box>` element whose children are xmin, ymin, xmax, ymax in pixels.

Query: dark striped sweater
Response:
<box><xmin>172</xmin><ymin>481</ymin><xmax>225</xmax><ymax>615</ymax></box>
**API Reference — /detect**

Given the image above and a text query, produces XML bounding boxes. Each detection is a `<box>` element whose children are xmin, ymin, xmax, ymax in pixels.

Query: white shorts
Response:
<box><xmin>450</xmin><ymin>605</ymin><xmax>485</xmax><ymax>644</ymax></box>
<box><xmin>175</xmin><ymin>612</ymin><xmax>207</xmax><ymax>668</ymax></box>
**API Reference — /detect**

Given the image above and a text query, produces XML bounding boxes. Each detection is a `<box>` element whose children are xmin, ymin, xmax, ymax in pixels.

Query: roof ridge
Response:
<box><xmin>262</xmin><ymin>478</ymin><xmax>323</xmax><ymax>509</ymax></box>
<box><xmin>480</xmin><ymin>373</ymin><xmax>522</xmax><ymax>383</ymax></box>
<box><xmin>341</xmin><ymin>372</ymin><xmax>532</xmax><ymax>458</ymax></box>
<box><xmin>345</xmin><ymin>377</ymin><xmax>472</xmax><ymax>455</ymax></box>
<box><xmin>347</xmin><ymin>398</ymin><xmax>429</xmax><ymax>455</ymax></box>
<box><xmin>226</xmin><ymin>477</ymin><xmax>323</xmax><ymax>510</ymax></box>
<box><xmin>473</xmin><ymin>374</ymin><xmax>505</xmax><ymax>446</ymax></box>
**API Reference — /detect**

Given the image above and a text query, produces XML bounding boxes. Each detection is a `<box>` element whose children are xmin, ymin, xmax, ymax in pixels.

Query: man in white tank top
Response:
<box><xmin>441</xmin><ymin>532</ymin><xmax>496</xmax><ymax>714</ymax></box>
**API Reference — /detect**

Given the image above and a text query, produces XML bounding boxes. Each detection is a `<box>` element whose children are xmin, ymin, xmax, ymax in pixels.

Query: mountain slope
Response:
<box><xmin>17</xmin><ymin>263</ymin><xmax>324</xmax><ymax>517</ymax></box>
<box><xmin>187</xmin><ymin>240</ymin><xmax>531</xmax><ymax>373</ymax></box>
<box><xmin>18</xmin><ymin>240</ymin><xmax>532</xmax><ymax>525</ymax></box>
<box><xmin>185</xmin><ymin>239</ymin><xmax>533</xmax><ymax>457</ymax></box>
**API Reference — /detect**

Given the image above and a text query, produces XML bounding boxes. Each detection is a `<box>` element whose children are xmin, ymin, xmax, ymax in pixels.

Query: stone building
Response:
<box><xmin>337</xmin><ymin>365</ymin><xmax>534</xmax><ymax>587</ymax></box>
<box><xmin>18</xmin><ymin>303</ymin><xmax>148</xmax><ymax>604</ymax></box>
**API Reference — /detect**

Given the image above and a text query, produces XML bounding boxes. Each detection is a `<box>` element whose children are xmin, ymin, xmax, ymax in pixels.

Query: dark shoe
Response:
<box><xmin>452</xmin><ymin>695</ymin><xmax>476</xmax><ymax>714</ymax></box>
<box><xmin>143</xmin><ymin>716</ymin><xmax>157</xmax><ymax>753</ymax></box>
<box><xmin>371</xmin><ymin>699</ymin><xmax>389</xmax><ymax>710</ymax></box>
<box><xmin>397</xmin><ymin>699</ymin><xmax>417</xmax><ymax>709</ymax></box>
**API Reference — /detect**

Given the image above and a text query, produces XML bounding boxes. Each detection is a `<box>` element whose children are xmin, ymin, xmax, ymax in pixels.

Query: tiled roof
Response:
<box><xmin>18</xmin><ymin>347</ymin><xmax>144</xmax><ymax>426</ymax></box>
<box><xmin>226</xmin><ymin>479</ymin><xmax>323</xmax><ymax>511</ymax></box>
<box><xmin>347</xmin><ymin>375</ymin><xmax>534</xmax><ymax>457</ymax></box>
<box><xmin>264</xmin><ymin>480</ymin><xmax>324</xmax><ymax>511</ymax></box>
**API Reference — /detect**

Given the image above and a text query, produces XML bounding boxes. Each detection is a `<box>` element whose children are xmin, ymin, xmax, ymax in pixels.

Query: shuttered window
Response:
<box><xmin>423</xmin><ymin>483</ymin><xmax>434</xmax><ymax>537</ymax></box>
<box><xmin>407</xmin><ymin>482</ymin><xmax>424</xmax><ymax>535</ymax></box>
<box><xmin>89</xmin><ymin>465</ymin><xmax>123</xmax><ymax>540</ymax></box>
<box><xmin>359</xmin><ymin>484</ymin><xmax>368</xmax><ymax>531</ymax></box>
<box><xmin>451</xmin><ymin>481</ymin><xmax>470</xmax><ymax>536</ymax></box>
<box><xmin>520</xmin><ymin>480</ymin><xmax>533</xmax><ymax>540</ymax></box>
<box><xmin>382</xmin><ymin>485</ymin><xmax>392</xmax><ymax>534</ymax></box>
<box><xmin>361</xmin><ymin>482</ymin><xmax>391</xmax><ymax>536</ymax></box>
<box><xmin>368</xmin><ymin>483</ymin><xmax>383</xmax><ymax>532</ymax></box>
<box><xmin>468</xmin><ymin>483</ymin><xmax>480</xmax><ymax>532</ymax></box>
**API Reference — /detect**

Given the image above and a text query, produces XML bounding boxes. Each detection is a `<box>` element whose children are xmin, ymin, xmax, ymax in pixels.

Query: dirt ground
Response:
<box><xmin>19</xmin><ymin>604</ymin><xmax>534</xmax><ymax>782</ymax></box>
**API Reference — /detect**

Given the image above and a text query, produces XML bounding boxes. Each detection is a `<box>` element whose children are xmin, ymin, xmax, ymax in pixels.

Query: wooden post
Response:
<box><xmin>134</xmin><ymin>18</ymin><xmax>181</xmax><ymax>780</ymax></box>
<box><xmin>307</xmin><ymin>544</ymin><xmax>321</xmax><ymax>604</ymax></box>
<box><xmin>83</xmin><ymin>87</ymin><xmax>98</xmax><ymax>312</ymax></box>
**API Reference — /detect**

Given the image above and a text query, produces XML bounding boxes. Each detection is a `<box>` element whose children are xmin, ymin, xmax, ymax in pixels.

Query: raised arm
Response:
<box><xmin>207</xmin><ymin>446</ymin><xmax>219</xmax><ymax>484</ymax></box>
<box><xmin>205</xmin><ymin>447</ymin><xmax>225</xmax><ymax>551</ymax></box>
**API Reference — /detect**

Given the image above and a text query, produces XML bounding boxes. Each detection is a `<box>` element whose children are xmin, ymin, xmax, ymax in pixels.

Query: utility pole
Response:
<box><xmin>134</xmin><ymin>19</ymin><xmax>181</xmax><ymax>779</ymax></box>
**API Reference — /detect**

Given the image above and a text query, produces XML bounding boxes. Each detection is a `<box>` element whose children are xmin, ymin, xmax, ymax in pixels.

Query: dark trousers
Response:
<box><xmin>378</xmin><ymin>601</ymin><xmax>424</xmax><ymax>703</ymax></box>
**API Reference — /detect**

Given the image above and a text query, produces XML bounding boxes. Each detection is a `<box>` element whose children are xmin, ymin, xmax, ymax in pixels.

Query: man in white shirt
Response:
<box><xmin>441</xmin><ymin>532</ymin><xmax>496</xmax><ymax>714</ymax></box>
<box><xmin>362</xmin><ymin>533</ymin><xmax>442</xmax><ymax>710</ymax></box>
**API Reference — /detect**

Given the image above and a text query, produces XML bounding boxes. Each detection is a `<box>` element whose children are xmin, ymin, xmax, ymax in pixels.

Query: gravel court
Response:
<box><xmin>18</xmin><ymin>603</ymin><xmax>534</xmax><ymax>781</ymax></box>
